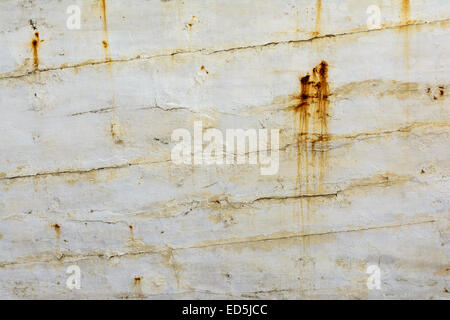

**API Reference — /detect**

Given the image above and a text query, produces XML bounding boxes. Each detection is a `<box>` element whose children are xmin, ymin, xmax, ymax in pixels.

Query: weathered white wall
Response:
<box><xmin>0</xmin><ymin>0</ymin><xmax>449</xmax><ymax>299</ymax></box>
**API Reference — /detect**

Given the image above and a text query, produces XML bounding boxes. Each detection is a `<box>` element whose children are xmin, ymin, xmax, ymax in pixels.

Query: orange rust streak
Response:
<box><xmin>133</xmin><ymin>277</ymin><xmax>144</xmax><ymax>298</ymax></box>
<box><xmin>293</xmin><ymin>61</ymin><xmax>330</xmax><ymax>190</ymax></box>
<box><xmin>400</xmin><ymin>0</ymin><xmax>411</xmax><ymax>69</ymax></box>
<box><xmin>292</xmin><ymin>61</ymin><xmax>330</xmax><ymax>296</ymax></box>
<box><xmin>52</xmin><ymin>223</ymin><xmax>61</xmax><ymax>239</ymax></box>
<box><xmin>100</xmin><ymin>0</ymin><xmax>111</xmax><ymax>61</ymax></box>
<box><xmin>402</xmin><ymin>0</ymin><xmax>411</xmax><ymax>24</ymax></box>
<box><xmin>294</xmin><ymin>74</ymin><xmax>312</xmax><ymax>192</ymax></box>
<box><xmin>31</xmin><ymin>32</ymin><xmax>39</xmax><ymax>70</ymax></box>
<box><xmin>314</xmin><ymin>0</ymin><xmax>322</xmax><ymax>37</ymax></box>
<box><xmin>313</xmin><ymin>61</ymin><xmax>330</xmax><ymax>139</ymax></box>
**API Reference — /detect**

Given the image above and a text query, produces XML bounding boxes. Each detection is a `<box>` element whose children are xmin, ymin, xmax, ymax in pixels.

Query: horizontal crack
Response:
<box><xmin>0</xmin><ymin>219</ymin><xmax>436</xmax><ymax>267</ymax></box>
<box><xmin>0</xmin><ymin>158</ymin><xmax>170</xmax><ymax>181</ymax></box>
<box><xmin>0</xmin><ymin>19</ymin><xmax>447</xmax><ymax>81</ymax></box>
<box><xmin>1</xmin><ymin>120</ymin><xmax>447</xmax><ymax>182</ymax></box>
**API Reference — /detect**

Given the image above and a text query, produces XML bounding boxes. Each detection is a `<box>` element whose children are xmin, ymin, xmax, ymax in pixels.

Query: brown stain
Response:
<box><xmin>434</xmin><ymin>267</ymin><xmax>450</xmax><ymax>277</ymax></box>
<box><xmin>290</xmin><ymin>61</ymin><xmax>330</xmax><ymax>296</ymax></box>
<box><xmin>313</xmin><ymin>0</ymin><xmax>322</xmax><ymax>37</ymax></box>
<box><xmin>185</xmin><ymin>16</ymin><xmax>198</xmax><ymax>31</ymax></box>
<box><xmin>52</xmin><ymin>224</ymin><xmax>61</xmax><ymax>239</ymax></box>
<box><xmin>133</xmin><ymin>276</ymin><xmax>144</xmax><ymax>298</ymax></box>
<box><xmin>64</xmin><ymin>163</ymin><xmax>125</xmax><ymax>186</ymax></box>
<box><xmin>401</xmin><ymin>0</ymin><xmax>411</xmax><ymax>24</ymax></box>
<box><xmin>99</xmin><ymin>0</ymin><xmax>111</xmax><ymax>61</ymax></box>
<box><xmin>161</xmin><ymin>247</ymin><xmax>183</xmax><ymax>289</ymax></box>
<box><xmin>426</xmin><ymin>86</ymin><xmax>446</xmax><ymax>101</ymax></box>
<box><xmin>110</xmin><ymin>122</ymin><xmax>124</xmax><ymax>145</ymax></box>
<box><xmin>126</xmin><ymin>225</ymin><xmax>152</xmax><ymax>251</ymax></box>
<box><xmin>128</xmin><ymin>225</ymin><xmax>134</xmax><ymax>240</ymax></box>
<box><xmin>291</xmin><ymin>61</ymin><xmax>330</xmax><ymax>197</ymax></box>
<box><xmin>200</xmin><ymin>65</ymin><xmax>209</xmax><ymax>74</ymax></box>
<box><xmin>31</xmin><ymin>32</ymin><xmax>40</xmax><ymax>70</ymax></box>
<box><xmin>400</xmin><ymin>0</ymin><xmax>411</xmax><ymax>68</ymax></box>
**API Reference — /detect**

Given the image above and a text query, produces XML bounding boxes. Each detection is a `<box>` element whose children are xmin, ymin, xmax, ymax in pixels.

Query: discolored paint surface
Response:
<box><xmin>0</xmin><ymin>0</ymin><xmax>449</xmax><ymax>299</ymax></box>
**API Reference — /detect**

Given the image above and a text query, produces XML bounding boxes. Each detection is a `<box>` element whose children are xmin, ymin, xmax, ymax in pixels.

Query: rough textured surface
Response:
<box><xmin>0</xmin><ymin>0</ymin><xmax>449</xmax><ymax>299</ymax></box>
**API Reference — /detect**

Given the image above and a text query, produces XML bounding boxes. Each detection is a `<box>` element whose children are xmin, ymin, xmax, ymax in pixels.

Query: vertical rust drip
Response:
<box><xmin>100</xmin><ymin>0</ymin><xmax>111</xmax><ymax>61</ymax></box>
<box><xmin>401</xmin><ymin>0</ymin><xmax>410</xmax><ymax>24</ymax></box>
<box><xmin>128</xmin><ymin>225</ymin><xmax>134</xmax><ymax>239</ymax></box>
<box><xmin>293</xmin><ymin>61</ymin><xmax>329</xmax><ymax>199</ymax></box>
<box><xmin>311</xmin><ymin>61</ymin><xmax>330</xmax><ymax>185</ymax></box>
<box><xmin>401</xmin><ymin>0</ymin><xmax>411</xmax><ymax>70</ymax></box>
<box><xmin>52</xmin><ymin>223</ymin><xmax>61</xmax><ymax>239</ymax></box>
<box><xmin>133</xmin><ymin>276</ymin><xmax>144</xmax><ymax>298</ymax></box>
<box><xmin>31</xmin><ymin>32</ymin><xmax>40</xmax><ymax>70</ymax></box>
<box><xmin>313</xmin><ymin>0</ymin><xmax>322</xmax><ymax>37</ymax></box>
<box><xmin>292</xmin><ymin>61</ymin><xmax>330</xmax><ymax>296</ymax></box>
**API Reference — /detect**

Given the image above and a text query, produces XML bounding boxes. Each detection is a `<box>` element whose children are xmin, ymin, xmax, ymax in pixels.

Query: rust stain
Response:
<box><xmin>185</xmin><ymin>16</ymin><xmax>199</xmax><ymax>31</ymax></box>
<box><xmin>290</xmin><ymin>61</ymin><xmax>330</xmax><ymax>295</ymax></box>
<box><xmin>291</xmin><ymin>61</ymin><xmax>330</xmax><ymax>197</ymax></box>
<box><xmin>400</xmin><ymin>0</ymin><xmax>411</xmax><ymax>68</ymax></box>
<box><xmin>133</xmin><ymin>276</ymin><xmax>144</xmax><ymax>298</ymax></box>
<box><xmin>110</xmin><ymin>121</ymin><xmax>124</xmax><ymax>145</ymax></box>
<box><xmin>99</xmin><ymin>0</ymin><xmax>111</xmax><ymax>61</ymax></box>
<box><xmin>161</xmin><ymin>247</ymin><xmax>183</xmax><ymax>289</ymax></box>
<box><xmin>128</xmin><ymin>225</ymin><xmax>134</xmax><ymax>238</ymax></box>
<box><xmin>52</xmin><ymin>224</ymin><xmax>61</xmax><ymax>239</ymax></box>
<box><xmin>126</xmin><ymin>225</ymin><xmax>152</xmax><ymax>251</ymax></box>
<box><xmin>313</xmin><ymin>0</ymin><xmax>322</xmax><ymax>37</ymax></box>
<box><xmin>31</xmin><ymin>32</ymin><xmax>40</xmax><ymax>70</ymax></box>
<box><xmin>401</xmin><ymin>0</ymin><xmax>411</xmax><ymax>24</ymax></box>
<box><xmin>200</xmin><ymin>65</ymin><xmax>209</xmax><ymax>74</ymax></box>
<box><xmin>426</xmin><ymin>85</ymin><xmax>446</xmax><ymax>101</ymax></box>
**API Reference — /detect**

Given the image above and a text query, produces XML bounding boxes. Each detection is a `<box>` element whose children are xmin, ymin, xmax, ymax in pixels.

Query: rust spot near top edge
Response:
<box><xmin>400</xmin><ymin>0</ymin><xmax>411</xmax><ymax>69</ymax></box>
<box><xmin>99</xmin><ymin>0</ymin><xmax>111</xmax><ymax>61</ymax></box>
<box><xmin>313</xmin><ymin>0</ymin><xmax>322</xmax><ymax>37</ymax></box>
<box><xmin>401</xmin><ymin>0</ymin><xmax>411</xmax><ymax>24</ymax></box>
